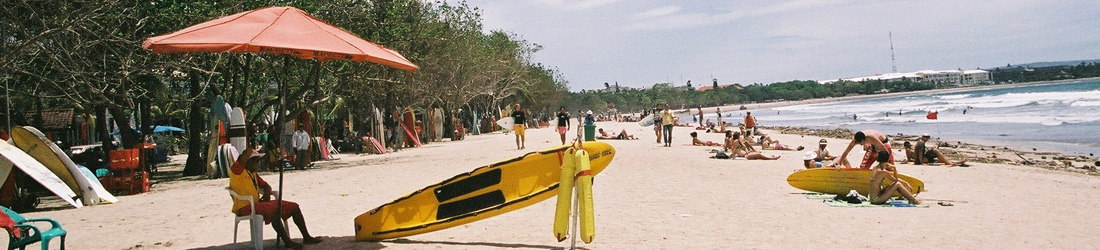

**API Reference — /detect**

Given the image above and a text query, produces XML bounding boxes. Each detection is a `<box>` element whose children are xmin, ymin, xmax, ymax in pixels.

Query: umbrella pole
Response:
<box><xmin>275</xmin><ymin>55</ymin><xmax>289</xmax><ymax>248</ymax></box>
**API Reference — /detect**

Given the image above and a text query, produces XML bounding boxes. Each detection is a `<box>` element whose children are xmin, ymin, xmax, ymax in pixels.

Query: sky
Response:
<box><xmin>448</xmin><ymin>0</ymin><xmax>1100</xmax><ymax>91</ymax></box>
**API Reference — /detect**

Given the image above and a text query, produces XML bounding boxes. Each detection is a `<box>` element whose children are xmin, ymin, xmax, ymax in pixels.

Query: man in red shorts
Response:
<box><xmin>230</xmin><ymin>148</ymin><xmax>321</xmax><ymax>249</ymax></box>
<box><xmin>836</xmin><ymin>129</ymin><xmax>894</xmax><ymax>169</ymax></box>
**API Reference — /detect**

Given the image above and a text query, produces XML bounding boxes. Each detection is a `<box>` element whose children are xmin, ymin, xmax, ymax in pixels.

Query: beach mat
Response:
<box><xmin>822</xmin><ymin>199</ymin><xmax>929</xmax><ymax>208</ymax></box>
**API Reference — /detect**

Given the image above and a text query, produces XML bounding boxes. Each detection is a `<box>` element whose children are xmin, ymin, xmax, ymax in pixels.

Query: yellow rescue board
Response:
<box><xmin>575</xmin><ymin>149</ymin><xmax>595</xmax><ymax>243</ymax></box>
<box><xmin>552</xmin><ymin>148</ymin><xmax>576</xmax><ymax>241</ymax></box>
<box><xmin>786</xmin><ymin>168</ymin><xmax>925</xmax><ymax>196</ymax></box>
<box><xmin>355</xmin><ymin>141</ymin><xmax>615</xmax><ymax>241</ymax></box>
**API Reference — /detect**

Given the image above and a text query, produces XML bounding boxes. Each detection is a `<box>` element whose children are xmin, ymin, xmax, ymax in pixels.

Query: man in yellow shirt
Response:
<box><xmin>229</xmin><ymin>148</ymin><xmax>321</xmax><ymax>249</ymax></box>
<box><xmin>660</xmin><ymin>103</ymin><xmax>675</xmax><ymax>147</ymax></box>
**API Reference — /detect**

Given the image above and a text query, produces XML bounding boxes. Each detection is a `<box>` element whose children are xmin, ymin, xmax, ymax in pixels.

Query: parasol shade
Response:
<box><xmin>142</xmin><ymin>6</ymin><xmax>418</xmax><ymax>72</ymax></box>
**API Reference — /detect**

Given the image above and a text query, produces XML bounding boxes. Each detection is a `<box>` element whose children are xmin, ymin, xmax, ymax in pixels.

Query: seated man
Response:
<box><xmin>230</xmin><ymin>148</ymin><xmax>322</xmax><ymax>249</ymax></box>
<box><xmin>690</xmin><ymin>132</ymin><xmax>719</xmax><ymax>146</ymax></box>
<box><xmin>812</xmin><ymin>139</ymin><xmax>837</xmax><ymax>167</ymax></box>
<box><xmin>914</xmin><ymin>133</ymin><xmax>967</xmax><ymax>166</ymax></box>
<box><xmin>901</xmin><ymin>141</ymin><xmax>916</xmax><ymax>163</ymax></box>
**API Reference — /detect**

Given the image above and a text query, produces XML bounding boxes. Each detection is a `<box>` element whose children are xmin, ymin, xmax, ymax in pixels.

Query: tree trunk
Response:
<box><xmin>96</xmin><ymin>106</ymin><xmax>112</xmax><ymax>165</ymax></box>
<box><xmin>183</xmin><ymin>71</ymin><xmax>207</xmax><ymax>176</ymax></box>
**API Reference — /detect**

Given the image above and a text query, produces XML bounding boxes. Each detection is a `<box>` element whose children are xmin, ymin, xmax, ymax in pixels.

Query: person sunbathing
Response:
<box><xmin>729</xmin><ymin>132</ymin><xmax>780</xmax><ymax>160</ymax></box>
<box><xmin>869</xmin><ymin>151</ymin><xmax>921</xmax><ymax>205</ymax></box>
<box><xmin>690</xmin><ymin>132</ymin><xmax>719</xmax><ymax>146</ymax></box>
<box><xmin>229</xmin><ymin>148</ymin><xmax>322</xmax><ymax>249</ymax></box>
<box><xmin>597</xmin><ymin>128</ymin><xmax>636</xmax><ymax>140</ymax></box>
<box><xmin>760</xmin><ymin>135</ymin><xmax>796</xmax><ymax>150</ymax></box>
<box><xmin>914</xmin><ymin>133</ymin><xmax>967</xmax><ymax>166</ymax></box>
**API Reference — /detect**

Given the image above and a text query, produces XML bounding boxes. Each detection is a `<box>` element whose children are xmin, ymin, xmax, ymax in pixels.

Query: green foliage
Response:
<box><xmin>561</xmin><ymin>79</ymin><xmax>939</xmax><ymax>112</ymax></box>
<box><xmin>991</xmin><ymin>63</ymin><xmax>1100</xmax><ymax>83</ymax></box>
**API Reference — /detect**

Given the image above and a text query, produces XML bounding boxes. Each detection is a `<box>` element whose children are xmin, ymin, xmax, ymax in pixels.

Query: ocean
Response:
<box><xmin>698</xmin><ymin>79</ymin><xmax>1100</xmax><ymax>156</ymax></box>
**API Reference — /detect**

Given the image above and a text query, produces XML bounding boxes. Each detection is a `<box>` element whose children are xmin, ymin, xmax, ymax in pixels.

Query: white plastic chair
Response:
<box><xmin>227</xmin><ymin>188</ymin><xmax>284</xmax><ymax>250</ymax></box>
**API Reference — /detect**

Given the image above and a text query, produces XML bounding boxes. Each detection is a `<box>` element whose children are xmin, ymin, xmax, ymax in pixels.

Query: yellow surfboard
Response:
<box><xmin>355</xmin><ymin>141</ymin><xmax>615</xmax><ymax>241</ymax></box>
<box><xmin>786</xmin><ymin>168</ymin><xmax>925</xmax><ymax>196</ymax></box>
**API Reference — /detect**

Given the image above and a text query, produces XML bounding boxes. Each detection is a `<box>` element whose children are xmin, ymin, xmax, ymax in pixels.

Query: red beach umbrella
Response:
<box><xmin>142</xmin><ymin>6</ymin><xmax>418</xmax><ymax>72</ymax></box>
<box><xmin>142</xmin><ymin>7</ymin><xmax>418</xmax><ymax>243</ymax></box>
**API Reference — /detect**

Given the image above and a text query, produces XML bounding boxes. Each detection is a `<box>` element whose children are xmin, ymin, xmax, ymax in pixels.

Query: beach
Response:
<box><xmin>13</xmin><ymin>120</ymin><xmax>1100</xmax><ymax>249</ymax></box>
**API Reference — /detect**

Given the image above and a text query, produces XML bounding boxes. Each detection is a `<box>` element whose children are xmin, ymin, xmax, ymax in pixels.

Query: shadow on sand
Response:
<box><xmin>386</xmin><ymin>238</ymin><xmax>589</xmax><ymax>250</ymax></box>
<box><xmin>187</xmin><ymin>236</ymin><xmax>589</xmax><ymax>249</ymax></box>
<box><xmin>187</xmin><ymin>236</ymin><xmax>384</xmax><ymax>250</ymax></box>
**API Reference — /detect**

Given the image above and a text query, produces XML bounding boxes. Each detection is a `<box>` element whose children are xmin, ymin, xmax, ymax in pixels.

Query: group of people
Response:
<box><xmin>802</xmin><ymin>129</ymin><xmax>970</xmax><ymax>205</ymax></box>
<box><xmin>651</xmin><ymin>103</ymin><xmax>675</xmax><ymax>147</ymax></box>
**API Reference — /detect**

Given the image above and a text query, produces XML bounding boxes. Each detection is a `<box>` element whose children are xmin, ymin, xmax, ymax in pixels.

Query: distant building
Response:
<box><xmin>820</xmin><ymin>69</ymin><xmax>991</xmax><ymax>86</ymax></box>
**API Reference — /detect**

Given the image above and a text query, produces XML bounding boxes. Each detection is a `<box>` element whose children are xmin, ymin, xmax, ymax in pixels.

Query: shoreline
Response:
<box><xmin>766</xmin><ymin>126</ymin><xmax>1100</xmax><ymax>175</ymax></box>
<box><xmin>671</xmin><ymin>76</ymin><xmax>1100</xmax><ymax>116</ymax></box>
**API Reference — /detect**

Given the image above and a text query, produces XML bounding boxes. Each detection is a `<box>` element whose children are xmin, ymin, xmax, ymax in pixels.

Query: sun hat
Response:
<box><xmin>803</xmin><ymin>151</ymin><xmax>817</xmax><ymax>161</ymax></box>
<box><xmin>921</xmin><ymin>133</ymin><xmax>930</xmax><ymax>137</ymax></box>
<box><xmin>819</xmin><ymin>139</ymin><xmax>828</xmax><ymax>145</ymax></box>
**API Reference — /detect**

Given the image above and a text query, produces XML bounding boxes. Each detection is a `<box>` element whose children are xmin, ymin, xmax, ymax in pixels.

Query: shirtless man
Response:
<box><xmin>837</xmin><ymin>129</ymin><xmax>893</xmax><ymax>169</ymax></box>
<box><xmin>915</xmin><ymin>133</ymin><xmax>968</xmax><ymax>166</ymax></box>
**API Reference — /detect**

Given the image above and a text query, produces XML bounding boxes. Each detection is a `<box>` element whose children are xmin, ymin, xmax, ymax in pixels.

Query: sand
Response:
<box><xmin>10</xmin><ymin>121</ymin><xmax>1100</xmax><ymax>249</ymax></box>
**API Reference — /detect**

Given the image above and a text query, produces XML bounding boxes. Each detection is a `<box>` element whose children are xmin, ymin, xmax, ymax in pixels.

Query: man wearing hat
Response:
<box><xmin>812</xmin><ymin>139</ymin><xmax>836</xmax><ymax>167</ymax></box>
<box><xmin>229</xmin><ymin>148</ymin><xmax>322</xmax><ymax>249</ymax></box>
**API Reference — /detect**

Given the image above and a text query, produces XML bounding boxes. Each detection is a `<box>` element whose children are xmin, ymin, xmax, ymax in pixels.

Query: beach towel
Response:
<box><xmin>822</xmin><ymin>199</ymin><xmax>929</xmax><ymax>208</ymax></box>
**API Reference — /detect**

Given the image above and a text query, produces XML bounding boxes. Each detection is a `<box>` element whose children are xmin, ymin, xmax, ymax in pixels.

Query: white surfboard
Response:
<box><xmin>0</xmin><ymin>142</ymin><xmax>82</xmax><ymax>208</ymax></box>
<box><xmin>230</xmin><ymin>107</ymin><xmax>246</xmax><ymax>157</ymax></box>
<box><xmin>496</xmin><ymin>117</ymin><xmax>515</xmax><ymax>132</ymax></box>
<box><xmin>638</xmin><ymin>113</ymin><xmax>657</xmax><ymax>126</ymax></box>
<box><xmin>11</xmin><ymin>126</ymin><xmax>103</xmax><ymax>205</ymax></box>
<box><xmin>78</xmin><ymin>166</ymin><xmax>118</xmax><ymax>203</ymax></box>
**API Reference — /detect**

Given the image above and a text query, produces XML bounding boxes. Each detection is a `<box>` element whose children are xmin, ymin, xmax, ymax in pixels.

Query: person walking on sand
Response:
<box><xmin>837</xmin><ymin>129</ymin><xmax>893</xmax><ymax>169</ymax></box>
<box><xmin>556</xmin><ymin>106</ymin><xmax>570</xmax><ymax>144</ymax></box>
<box><xmin>653</xmin><ymin>104</ymin><xmax>663</xmax><ymax>144</ymax></box>
<box><xmin>511</xmin><ymin>103</ymin><xmax>527</xmax><ymax>150</ymax></box>
<box><xmin>660</xmin><ymin>103</ymin><xmax>674</xmax><ymax>147</ymax></box>
<box><xmin>229</xmin><ymin>148</ymin><xmax>323</xmax><ymax>249</ymax></box>
<box><xmin>291</xmin><ymin>124</ymin><xmax>310</xmax><ymax>170</ymax></box>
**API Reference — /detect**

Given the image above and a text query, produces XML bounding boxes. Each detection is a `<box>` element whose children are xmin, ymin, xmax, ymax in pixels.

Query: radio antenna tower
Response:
<box><xmin>889</xmin><ymin>32</ymin><xmax>897</xmax><ymax>73</ymax></box>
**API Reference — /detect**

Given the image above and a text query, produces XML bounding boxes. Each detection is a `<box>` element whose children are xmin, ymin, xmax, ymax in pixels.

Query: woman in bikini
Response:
<box><xmin>690</xmin><ymin>132</ymin><xmax>719</xmax><ymax>146</ymax></box>
<box><xmin>869</xmin><ymin>151</ymin><xmax>921</xmax><ymax>205</ymax></box>
<box><xmin>729</xmin><ymin>132</ymin><xmax>781</xmax><ymax>160</ymax></box>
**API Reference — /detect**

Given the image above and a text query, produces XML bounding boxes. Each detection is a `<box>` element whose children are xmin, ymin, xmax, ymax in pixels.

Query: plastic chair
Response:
<box><xmin>227</xmin><ymin>188</ymin><xmax>285</xmax><ymax>250</ymax></box>
<box><xmin>1</xmin><ymin>206</ymin><xmax>66</xmax><ymax>250</ymax></box>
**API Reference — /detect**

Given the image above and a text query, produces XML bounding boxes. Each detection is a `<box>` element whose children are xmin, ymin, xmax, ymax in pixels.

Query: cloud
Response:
<box><xmin>623</xmin><ymin>0</ymin><xmax>856</xmax><ymax>31</ymax></box>
<box><xmin>632</xmin><ymin>6</ymin><xmax>682</xmax><ymax>19</ymax></box>
<box><xmin>532</xmin><ymin>0</ymin><xmax>620</xmax><ymax>10</ymax></box>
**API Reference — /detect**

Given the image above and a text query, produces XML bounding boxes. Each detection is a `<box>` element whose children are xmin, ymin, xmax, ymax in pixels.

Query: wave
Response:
<box><xmin>937</xmin><ymin>94</ymin><xmax>971</xmax><ymax>100</ymax></box>
<box><xmin>1071</xmin><ymin>100</ymin><xmax>1100</xmax><ymax>107</ymax></box>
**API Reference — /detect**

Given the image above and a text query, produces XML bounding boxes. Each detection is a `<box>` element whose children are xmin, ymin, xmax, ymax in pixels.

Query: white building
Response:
<box><xmin>820</xmin><ymin>69</ymin><xmax>991</xmax><ymax>86</ymax></box>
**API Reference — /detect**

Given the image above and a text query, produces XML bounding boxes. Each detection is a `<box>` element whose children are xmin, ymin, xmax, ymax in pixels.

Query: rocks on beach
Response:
<box><xmin>766</xmin><ymin>126</ymin><xmax>1098</xmax><ymax>174</ymax></box>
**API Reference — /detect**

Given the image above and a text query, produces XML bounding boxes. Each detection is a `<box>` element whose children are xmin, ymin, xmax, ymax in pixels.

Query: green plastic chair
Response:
<box><xmin>1</xmin><ymin>206</ymin><xmax>66</xmax><ymax>250</ymax></box>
